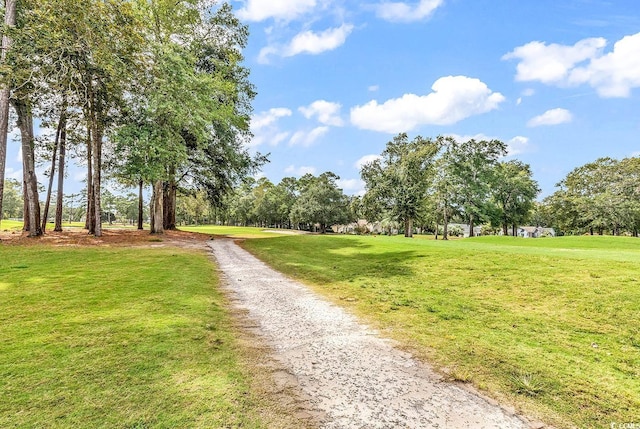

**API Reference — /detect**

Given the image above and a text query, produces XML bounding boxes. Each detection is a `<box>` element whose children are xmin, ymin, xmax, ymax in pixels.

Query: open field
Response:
<box><xmin>180</xmin><ymin>224</ymin><xmax>298</xmax><ymax>238</ymax></box>
<box><xmin>0</xmin><ymin>242</ymin><xmax>295</xmax><ymax>428</ymax></box>
<box><xmin>241</xmin><ymin>233</ymin><xmax>640</xmax><ymax>428</ymax></box>
<box><xmin>0</xmin><ymin>219</ymin><xmax>23</xmax><ymax>232</ymax></box>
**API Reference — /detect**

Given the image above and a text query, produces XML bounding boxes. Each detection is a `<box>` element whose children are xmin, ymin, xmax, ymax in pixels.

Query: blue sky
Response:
<box><xmin>234</xmin><ymin>0</ymin><xmax>640</xmax><ymax>197</ymax></box>
<box><xmin>4</xmin><ymin>0</ymin><xmax>640</xmax><ymax>200</ymax></box>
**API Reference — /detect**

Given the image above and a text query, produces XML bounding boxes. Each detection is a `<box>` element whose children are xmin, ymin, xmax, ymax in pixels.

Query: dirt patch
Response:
<box><xmin>0</xmin><ymin>228</ymin><xmax>212</xmax><ymax>249</ymax></box>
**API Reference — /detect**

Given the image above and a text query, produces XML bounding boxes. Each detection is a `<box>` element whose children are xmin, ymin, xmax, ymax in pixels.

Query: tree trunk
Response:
<box><xmin>442</xmin><ymin>205</ymin><xmax>449</xmax><ymax>240</ymax></box>
<box><xmin>0</xmin><ymin>0</ymin><xmax>16</xmax><ymax>225</ymax></box>
<box><xmin>151</xmin><ymin>179</ymin><xmax>163</xmax><ymax>234</ymax></box>
<box><xmin>434</xmin><ymin>222</ymin><xmax>438</xmax><ymax>240</ymax></box>
<box><xmin>512</xmin><ymin>224</ymin><xmax>516</xmax><ymax>237</ymax></box>
<box><xmin>54</xmin><ymin>114</ymin><xmax>67</xmax><ymax>232</ymax></box>
<box><xmin>469</xmin><ymin>214</ymin><xmax>474</xmax><ymax>238</ymax></box>
<box><xmin>404</xmin><ymin>218</ymin><xmax>413</xmax><ymax>238</ymax></box>
<box><xmin>42</xmin><ymin>114</ymin><xmax>65</xmax><ymax>232</ymax></box>
<box><xmin>22</xmin><ymin>169</ymin><xmax>28</xmax><ymax>231</ymax></box>
<box><xmin>90</xmin><ymin>99</ymin><xmax>102</xmax><ymax>237</ymax></box>
<box><xmin>137</xmin><ymin>179</ymin><xmax>143</xmax><ymax>230</ymax></box>
<box><xmin>502</xmin><ymin>223</ymin><xmax>508</xmax><ymax>236</ymax></box>
<box><xmin>85</xmin><ymin>123</ymin><xmax>93</xmax><ymax>231</ymax></box>
<box><xmin>13</xmin><ymin>98</ymin><xmax>41</xmax><ymax>237</ymax></box>
<box><xmin>163</xmin><ymin>167</ymin><xmax>176</xmax><ymax>230</ymax></box>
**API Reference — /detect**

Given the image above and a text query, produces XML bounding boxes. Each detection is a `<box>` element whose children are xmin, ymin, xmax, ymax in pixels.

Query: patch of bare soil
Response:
<box><xmin>0</xmin><ymin>228</ymin><xmax>211</xmax><ymax>249</ymax></box>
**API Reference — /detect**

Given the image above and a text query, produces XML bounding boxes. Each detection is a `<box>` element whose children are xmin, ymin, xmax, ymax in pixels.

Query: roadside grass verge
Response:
<box><xmin>0</xmin><ymin>244</ymin><xmax>291</xmax><ymax>428</ymax></box>
<box><xmin>242</xmin><ymin>234</ymin><xmax>640</xmax><ymax>428</ymax></box>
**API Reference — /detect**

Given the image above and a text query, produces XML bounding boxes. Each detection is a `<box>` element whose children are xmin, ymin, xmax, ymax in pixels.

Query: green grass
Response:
<box><xmin>180</xmin><ymin>225</ymin><xmax>290</xmax><ymax>238</ymax></box>
<box><xmin>0</xmin><ymin>219</ymin><xmax>23</xmax><ymax>231</ymax></box>
<box><xmin>0</xmin><ymin>245</ymin><xmax>283</xmax><ymax>428</ymax></box>
<box><xmin>241</xmin><ymin>234</ymin><xmax>640</xmax><ymax>428</ymax></box>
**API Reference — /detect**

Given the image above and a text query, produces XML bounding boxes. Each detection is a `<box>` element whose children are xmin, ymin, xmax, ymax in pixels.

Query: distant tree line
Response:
<box><xmin>537</xmin><ymin>157</ymin><xmax>640</xmax><ymax>236</ymax></box>
<box><xmin>169</xmin><ymin>133</ymin><xmax>542</xmax><ymax>240</ymax></box>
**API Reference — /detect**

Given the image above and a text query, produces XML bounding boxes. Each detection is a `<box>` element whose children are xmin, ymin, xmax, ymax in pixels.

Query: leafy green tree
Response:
<box><xmin>490</xmin><ymin>160</ymin><xmax>540</xmax><ymax>235</ymax></box>
<box><xmin>361</xmin><ymin>133</ymin><xmax>440</xmax><ymax>237</ymax></box>
<box><xmin>290</xmin><ymin>172</ymin><xmax>350</xmax><ymax>233</ymax></box>
<box><xmin>447</xmin><ymin>138</ymin><xmax>507</xmax><ymax>237</ymax></box>
<box><xmin>1</xmin><ymin>177</ymin><xmax>21</xmax><ymax>219</ymax></box>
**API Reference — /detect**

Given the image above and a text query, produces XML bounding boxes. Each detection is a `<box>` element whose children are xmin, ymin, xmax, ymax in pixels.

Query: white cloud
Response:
<box><xmin>527</xmin><ymin>108</ymin><xmax>573</xmax><ymax>127</ymax></box>
<box><xmin>376</xmin><ymin>0</ymin><xmax>443</xmax><ymax>22</ymax></box>
<box><xmin>569</xmin><ymin>32</ymin><xmax>640</xmax><ymax>97</ymax></box>
<box><xmin>448</xmin><ymin>133</ymin><xmax>533</xmax><ymax>157</ymax></box>
<box><xmin>249</xmin><ymin>108</ymin><xmax>292</xmax><ymax>147</ymax></box>
<box><xmin>504</xmin><ymin>32</ymin><xmax>640</xmax><ymax>97</ymax></box>
<box><xmin>5</xmin><ymin>167</ymin><xmax>22</xmax><ymax>180</ymax></box>
<box><xmin>522</xmin><ymin>88</ymin><xmax>535</xmax><ymax>96</ymax></box>
<box><xmin>368</xmin><ymin>85</ymin><xmax>379</xmax><ymax>92</ymax></box>
<box><xmin>350</xmin><ymin>75</ymin><xmax>505</xmax><ymax>133</ymax></box>
<box><xmin>258</xmin><ymin>24</ymin><xmax>354</xmax><ymax>63</ymax></box>
<box><xmin>285</xmin><ymin>165</ymin><xmax>317</xmax><ymax>176</ymax></box>
<box><xmin>289</xmin><ymin>126</ymin><xmax>329</xmax><ymax>147</ymax></box>
<box><xmin>286</xmin><ymin>24</ymin><xmax>353</xmax><ymax>57</ymax></box>
<box><xmin>506</xmin><ymin>136</ymin><xmax>531</xmax><ymax>156</ymax></box>
<box><xmin>503</xmin><ymin>38</ymin><xmax>606</xmax><ymax>84</ymax></box>
<box><xmin>354</xmin><ymin>154</ymin><xmax>382</xmax><ymax>169</ymax></box>
<box><xmin>299</xmin><ymin>100</ymin><xmax>344</xmax><ymax>126</ymax></box>
<box><xmin>337</xmin><ymin>178</ymin><xmax>366</xmax><ymax>196</ymax></box>
<box><xmin>236</xmin><ymin>0</ymin><xmax>319</xmax><ymax>22</ymax></box>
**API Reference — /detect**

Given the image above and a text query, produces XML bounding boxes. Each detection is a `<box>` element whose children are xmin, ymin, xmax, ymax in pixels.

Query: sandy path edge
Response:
<box><xmin>208</xmin><ymin>238</ymin><xmax>540</xmax><ymax>429</ymax></box>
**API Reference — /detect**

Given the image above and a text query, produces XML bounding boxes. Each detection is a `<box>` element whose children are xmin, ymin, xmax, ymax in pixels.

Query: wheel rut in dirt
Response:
<box><xmin>208</xmin><ymin>238</ymin><xmax>532</xmax><ymax>429</ymax></box>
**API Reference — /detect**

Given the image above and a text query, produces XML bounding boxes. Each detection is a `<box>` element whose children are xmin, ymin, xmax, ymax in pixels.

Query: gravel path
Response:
<box><xmin>208</xmin><ymin>239</ymin><xmax>531</xmax><ymax>429</ymax></box>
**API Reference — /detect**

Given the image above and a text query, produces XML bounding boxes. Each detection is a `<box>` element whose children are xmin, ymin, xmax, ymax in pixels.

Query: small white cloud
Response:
<box><xmin>506</xmin><ymin>136</ymin><xmax>531</xmax><ymax>156</ymax></box>
<box><xmin>249</xmin><ymin>108</ymin><xmax>292</xmax><ymax>147</ymax></box>
<box><xmin>376</xmin><ymin>0</ymin><xmax>444</xmax><ymax>22</ymax></box>
<box><xmin>522</xmin><ymin>88</ymin><xmax>535</xmax><ymax>97</ymax></box>
<box><xmin>73</xmin><ymin>171</ymin><xmax>87</xmax><ymax>182</ymax></box>
<box><xmin>237</xmin><ymin>0</ymin><xmax>319</xmax><ymax>22</ymax></box>
<box><xmin>503</xmin><ymin>38</ymin><xmax>606</xmax><ymax>84</ymax></box>
<box><xmin>289</xmin><ymin>126</ymin><xmax>329</xmax><ymax>147</ymax></box>
<box><xmin>350</xmin><ymin>75</ymin><xmax>505</xmax><ymax>133</ymax></box>
<box><xmin>368</xmin><ymin>85</ymin><xmax>380</xmax><ymax>92</ymax></box>
<box><xmin>286</xmin><ymin>24</ymin><xmax>354</xmax><ymax>57</ymax></box>
<box><xmin>516</xmin><ymin>97</ymin><xmax>522</xmax><ymax>105</ymax></box>
<box><xmin>5</xmin><ymin>167</ymin><xmax>22</xmax><ymax>180</ymax></box>
<box><xmin>337</xmin><ymin>178</ymin><xmax>366</xmax><ymax>195</ymax></box>
<box><xmin>260</xmin><ymin>24</ymin><xmax>354</xmax><ymax>62</ymax></box>
<box><xmin>299</xmin><ymin>100</ymin><xmax>344</xmax><ymax>126</ymax></box>
<box><xmin>569</xmin><ymin>32</ymin><xmax>640</xmax><ymax>97</ymax></box>
<box><xmin>285</xmin><ymin>165</ymin><xmax>317</xmax><ymax>176</ymax></box>
<box><xmin>448</xmin><ymin>133</ymin><xmax>533</xmax><ymax>157</ymax></box>
<box><xmin>504</xmin><ymin>32</ymin><xmax>640</xmax><ymax>98</ymax></box>
<box><xmin>527</xmin><ymin>108</ymin><xmax>573</xmax><ymax>127</ymax></box>
<box><xmin>355</xmin><ymin>154</ymin><xmax>382</xmax><ymax>169</ymax></box>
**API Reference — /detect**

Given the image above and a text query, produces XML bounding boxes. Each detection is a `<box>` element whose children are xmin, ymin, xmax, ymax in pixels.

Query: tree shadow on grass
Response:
<box><xmin>242</xmin><ymin>235</ymin><xmax>419</xmax><ymax>286</ymax></box>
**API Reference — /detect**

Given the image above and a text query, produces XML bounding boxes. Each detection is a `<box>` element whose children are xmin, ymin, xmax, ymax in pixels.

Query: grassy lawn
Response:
<box><xmin>180</xmin><ymin>225</ymin><xmax>291</xmax><ymax>238</ymax></box>
<box><xmin>0</xmin><ymin>219</ymin><xmax>23</xmax><ymax>232</ymax></box>
<box><xmin>241</xmin><ymin>233</ymin><xmax>640</xmax><ymax>428</ymax></box>
<box><xmin>0</xmin><ymin>244</ymin><xmax>290</xmax><ymax>428</ymax></box>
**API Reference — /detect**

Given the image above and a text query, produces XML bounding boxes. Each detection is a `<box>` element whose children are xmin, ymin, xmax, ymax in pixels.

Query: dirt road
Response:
<box><xmin>209</xmin><ymin>238</ymin><xmax>532</xmax><ymax>429</ymax></box>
